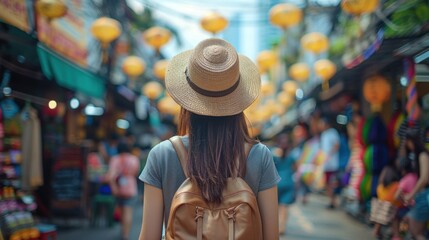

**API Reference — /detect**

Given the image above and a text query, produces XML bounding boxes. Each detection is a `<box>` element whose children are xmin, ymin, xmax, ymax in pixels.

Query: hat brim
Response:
<box><xmin>165</xmin><ymin>50</ymin><xmax>261</xmax><ymax>117</ymax></box>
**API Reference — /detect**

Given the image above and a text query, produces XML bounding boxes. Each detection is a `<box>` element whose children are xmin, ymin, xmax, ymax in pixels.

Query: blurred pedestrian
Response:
<box><xmin>392</xmin><ymin>155</ymin><xmax>418</xmax><ymax>240</ymax></box>
<box><xmin>139</xmin><ymin>38</ymin><xmax>280</xmax><ymax>240</ymax></box>
<box><xmin>319</xmin><ymin>117</ymin><xmax>340</xmax><ymax>209</ymax></box>
<box><xmin>108</xmin><ymin>142</ymin><xmax>140</xmax><ymax>240</ymax></box>
<box><xmin>402</xmin><ymin>130</ymin><xmax>429</xmax><ymax>240</ymax></box>
<box><xmin>99</xmin><ymin>132</ymin><xmax>119</xmax><ymax>164</ymax></box>
<box><xmin>296</xmin><ymin>115</ymin><xmax>320</xmax><ymax>205</ymax></box>
<box><xmin>273</xmin><ymin>133</ymin><xmax>295</xmax><ymax>235</ymax></box>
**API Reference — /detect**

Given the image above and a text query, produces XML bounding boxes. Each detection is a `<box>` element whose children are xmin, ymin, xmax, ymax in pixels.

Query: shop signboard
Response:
<box><xmin>0</xmin><ymin>0</ymin><xmax>30</xmax><ymax>32</ymax></box>
<box><xmin>36</xmin><ymin>0</ymin><xmax>98</xmax><ymax>68</ymax></box>
<box><xmin>51</xmin><ymin>145</ymin><xmax>86</xmax><ymax>217</ymax></box>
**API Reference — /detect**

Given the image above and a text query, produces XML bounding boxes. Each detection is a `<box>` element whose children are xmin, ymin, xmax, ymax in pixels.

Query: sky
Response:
<box><xmin>127</xmin><ymin>0</ymin><xmax>340</xmax><ymax>60</ymax></box>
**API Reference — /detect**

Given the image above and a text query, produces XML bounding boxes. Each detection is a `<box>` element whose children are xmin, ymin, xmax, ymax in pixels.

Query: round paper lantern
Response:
<box><xmin>277</xmin><ymin>91</ymin><xmax>294</xmax><ymax>106</ymax></box>
<box><xmin>36</xmin><ymin>0</ymin><xmax>67</xmax><ymax>20</ymax></box>
<box><xmin>269</xmin><ymin>3</ymin><xmax>302</xmax><ymax>29</ymax></box>
<box><xmin>200</xmin><ymin>12</ymin><xmax>228</xmax><ymax>34</ymax></box>
<box><xmin>143</xmin><ymin>81</ymin><xmax>163</xmax><ymax>100</ymax></box>
<box><xmin>269</xmin><ymin>102</ymin><xmax>286</xmax><ymax>115</ymax></box>
<box><xmin>157</xmin><ymin>96</ymin><xmax>180</xmax><ymax>115</ymax></box>
<box><xmin>257</xmin><ymin>51</ymin><xmax>277</xmax><ymax>73</ymax></box>
<box><xmin>301</xmin><ymin>32</ymin><xmax>329</xmax><ymax>54</ymax></box>
<box><xmin>289</xmin><ymin>63</ymin><xmax>310</xmax><ymax>82</ymax></box>
<box><xmin>261</xmin><ymin>81</ymin><xmax>275</xmax><ymax>96</ymax></box>
<box><xmin>142</xmin><ymin>26</ymin><xmax>171</xmax><ymax>50</ymax></box>
<box><xmin>256</xmin><ymin>106</ymin><xmax>272</xmax><ymax>123</ymax></box>
<box><xmin>282</xmin><ymin>81</ymin><xmax>298</xmax><ymax>96</ymax></box>
<box><xmin>341</xmin><ymin>0</ymin><xmax>379</xmax><ymax>16</ymax></box>
<box><xmin>363</xmin><ymin>75</ymin><xmax>391</xmax><ymax>112</ymax></box>
<box><xmin>91</xmin><ymin>17</ymin><xmax>122</xmax><ymax>47</ymax></box>
<box><xmin>314</xmin><ymin>59</ymin><xmax>336</xmax><ymax>81</ymax></box>
<box><xmin>122</xmin><ymin>56</ymin><xmax>146</xmax><ymax>79</ymax></box>
<box><xmin>153</xmin><ymin>60</ymin><xmax>169</xmax><ymax>80</ymax></box>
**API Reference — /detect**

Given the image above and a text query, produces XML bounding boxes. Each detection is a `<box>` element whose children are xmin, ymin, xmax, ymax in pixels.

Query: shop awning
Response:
<box><xmin>37</xmin><ymin>44</ymin><xmax>106</xmax><ymax>100</ymax></box>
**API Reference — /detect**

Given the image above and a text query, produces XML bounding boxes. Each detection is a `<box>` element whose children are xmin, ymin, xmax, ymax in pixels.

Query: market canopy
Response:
<box><xmin>37</xmin><ymin>44</ymin><xmax>106</xmax><ymax>100</ymax></box>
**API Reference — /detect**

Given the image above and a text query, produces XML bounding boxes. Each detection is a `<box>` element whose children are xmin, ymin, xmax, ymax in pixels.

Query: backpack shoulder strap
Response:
<box><xmin>169</xmin><ymin>136</ymin><xmax>189</xmax><ymax>178</ymax></box>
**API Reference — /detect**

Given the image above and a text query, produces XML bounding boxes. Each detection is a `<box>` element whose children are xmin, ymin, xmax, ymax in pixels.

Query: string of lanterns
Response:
<box><xmin>36</xmin><ymin>0</ymin><xmax>384</xmax><ymax>131</ymax></box>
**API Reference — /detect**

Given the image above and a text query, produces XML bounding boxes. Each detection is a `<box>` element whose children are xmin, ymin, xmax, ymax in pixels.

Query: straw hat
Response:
<box><xmin>165</xmin><ymin>38</ymin><xmax>260</xmax><ymax>116</ymax></box>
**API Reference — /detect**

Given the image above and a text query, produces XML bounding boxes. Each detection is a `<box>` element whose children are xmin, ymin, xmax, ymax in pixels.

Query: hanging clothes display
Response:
<box><xmin>21</xmin><ymin>105</ymin><xmax>43</xmax><ymax>190</ymax></box>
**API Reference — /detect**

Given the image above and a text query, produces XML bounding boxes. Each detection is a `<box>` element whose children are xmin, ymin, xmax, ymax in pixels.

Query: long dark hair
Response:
<box><xmin>178</xmin><ymin>108</ymin><xmax>257</xmax><ymax>204</ymax></box>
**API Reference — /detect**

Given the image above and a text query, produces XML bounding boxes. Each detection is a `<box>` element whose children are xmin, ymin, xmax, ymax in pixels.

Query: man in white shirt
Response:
<box><xmin>319</xmin><ymin>117</ymin><xmax>340</xmax><ymax>209</ymax></box>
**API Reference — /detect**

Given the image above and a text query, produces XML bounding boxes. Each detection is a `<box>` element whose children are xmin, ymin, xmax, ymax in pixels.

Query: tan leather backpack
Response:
<box><xmin>166</xmin><ymin>136</ymin><xmax>263</xmax><ymax>240</ymax></box>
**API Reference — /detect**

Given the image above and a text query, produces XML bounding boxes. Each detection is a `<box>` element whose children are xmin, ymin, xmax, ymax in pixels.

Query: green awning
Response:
<box><xmin>37</xmin><ymin>44</ymin><xmax>105</xmax><ymax>99</ymax></box>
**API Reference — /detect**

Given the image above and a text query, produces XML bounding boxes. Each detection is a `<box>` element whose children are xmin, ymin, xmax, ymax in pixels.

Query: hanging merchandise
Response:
<box><xmin>0</xmin><ymin>99</ymin><xmax>19</xmax><ymax>120</ymax></box>
<box><xmin>359</xmin><ymin>115</ymin><xmax>389</xmax><ymax>201</ymax></box>
<box><xmin>363</xmin><ymin>75</ymin><xmax>392</xmax><ymax>112</ymax></box>
<box><xmin>345</xmin><ymin>115</ymin><xmax>365</xmax><ymax>201</ymax></box>
<box><xmin>387</xmin><ymin>111</ymin><xmax>405</xmax><ymax>156</ymax></box>
<box><xmin>20</xmin><ymin>105</ymin><xmax>43</xmax><ymax>191</ymax></box>
<box><xmin>404</xmin><ymin>58</ymin><xmax>421</xmax><ymax>125</ymax></box>
<box><xmin>0</xmin><ymin>100</ymin><xmax>40</xmax><ymax>240</ymax></box>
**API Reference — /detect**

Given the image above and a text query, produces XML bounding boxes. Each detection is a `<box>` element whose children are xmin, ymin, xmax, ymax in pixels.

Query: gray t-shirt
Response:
<box><xmin>139</xmin><ymin>136</ymin><xmax>280</xmax><ymax>225</ymax></box>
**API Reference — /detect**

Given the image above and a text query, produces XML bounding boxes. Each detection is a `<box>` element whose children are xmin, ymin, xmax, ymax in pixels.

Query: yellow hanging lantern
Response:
<box><xmin>314</xmin><ymin>59</ymin><xmax>336</xmax><ymax>90</ymax></box>
<box><xmin>301</xmin><ymin>32</ymin><xmax>329</xmax><ymax>54</ymax></box>
<box><xmin>157</xmin><ymin>96</ymin><xmax>180</xmax><ymax>115</ymax></box>
<box><xmin>363</xmin><ymin>75</ymin><xmax>391</xmax><ymax>112</ymax></box>
<box><xmin>153</xmin><ymin>60</ymin><xmax>169</xmax><ymax>80</ymax></box>
<box><xmin>256</xmin><ymin>106</ymin><xmax>272</xmax><ymax>123</ymax></box>
<box><xmin>122</xmin><ymin>56</ymin><xmax>146</xmax><ymax>79</ymax></box>
<box><xmin>261</xmin><ymin>81</ymin><xmax>275</xmax><ymax>96</ymax></box>
<box><xmin>142</xmin><ymin>26</ymin><xmax>171</xmax><ymax>50</ymax></box>
<box><xmin>277</xmin><ymin>91</ymin><xmax>294</xmax><ymax>106</ymax></box>
<box><xmin>91</xmin><ymin>17</ymin><xmax>122</xmax><ymax>63</ymax></box>
<box><xmin>271</xmin><ymin>102</ymin><xmax>286</xmax><ymax>115</ymax></box>
<box><xmin>341</xmin><ymin>0</ymin><xmax>379</xmax><ymax>16</ymax></box>
<box><xmin>257</xmin><ymin>51</ymin><xmax>278</xmax><ymax>73</ymax></box>
<box><xmin>143</xmin><ymin>81</ymin><xmax>163</xmax><ymax>100</ymax></box>
<box><xmin>200</xmin><ymin>12</ymin><xmax>228</xmax><ymax>34</ymax></box>
<box><xmin>289</xmin><ymin>63</ymin><xmax>310</xmax><ymax>82</ymax></box>
<box><xmin>282</xmin><ymin>81</ymin><xmax>298</xmax><ymax>96</ymax></box>
<box><xmin>91</xmin><ymin>17</ymin><xmax>122</xmax><ymax>47</ymax></box>
<box><xmin>36</xmin><ymin>0</ymin><xmax>67</xmax><ymax>21</ymax></box>
<box><xmin>269</xmin><ymin>3</ymin><xmax>302</xmax><ymax>29</ymax></box>
<box><xmin>264</xmin><ymin>99</ymin><xmax>285</xmax><ymax>115</ymax></box>
<box><xmin>314</xmin><ymin>59</ymin><xmax>336</xmax><ymax>81</ymax></box>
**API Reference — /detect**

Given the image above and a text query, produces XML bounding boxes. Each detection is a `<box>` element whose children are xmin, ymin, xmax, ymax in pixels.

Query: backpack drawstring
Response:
<box><xmin>227</xmin><ymin>209</ymin><xmax>237</xmax><ymax>240</ymax></box>
<box><xmin>195</xmin><ymin>207</ymin><xmax>204</xmax><ymax>240</ymax></box>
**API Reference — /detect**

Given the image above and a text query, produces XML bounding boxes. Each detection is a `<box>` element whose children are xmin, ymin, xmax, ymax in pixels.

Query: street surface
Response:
<box><xmin>57</xmin><ymin>194</ymin><xmax>376</xmax><ymax>240</ymax></box>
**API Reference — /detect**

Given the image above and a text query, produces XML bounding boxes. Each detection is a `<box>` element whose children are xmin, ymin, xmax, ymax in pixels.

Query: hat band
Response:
<box><xmin>185</xmin><ymin>69</ymin><xmax>240</xmax><ymax>98</ymax></box>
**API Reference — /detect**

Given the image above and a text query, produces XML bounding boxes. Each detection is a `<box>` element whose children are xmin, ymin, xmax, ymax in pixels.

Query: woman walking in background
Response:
<box><xmin>108</xmin><ymin>142</ymin><xmax>140</xmax><ymax>240</ymax></box>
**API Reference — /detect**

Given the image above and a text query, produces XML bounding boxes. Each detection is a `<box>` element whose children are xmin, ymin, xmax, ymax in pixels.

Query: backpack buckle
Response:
<box><xmin>195</xmin><ymin>207</ymin><xmax>204</xmax><ymax>222</ymax></box>
<box><xmin>227</xmin><ymin>209</ymin><xmax>236</xmax><ymax>222</ymax></box>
